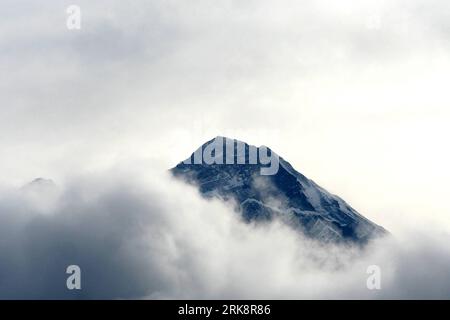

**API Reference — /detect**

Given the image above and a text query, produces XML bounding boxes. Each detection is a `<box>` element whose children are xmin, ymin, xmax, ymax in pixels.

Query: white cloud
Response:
<box><xmin>1</xmin><ymin>0</ymin><xmax>450</xmax><ymax>298</ymax></box>
<box><xmin>0</xmin><ymin>166</ymin><xmax>449</xmax><ymax>299</ymax></box>
<box><xmin>1</xmin><ymin>1</ymin><xmax>449</xmax><ymax>234</ymax></box>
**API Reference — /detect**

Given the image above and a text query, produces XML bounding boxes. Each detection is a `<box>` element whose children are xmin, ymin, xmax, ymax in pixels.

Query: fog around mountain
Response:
<box><xmin>172</xmin><ymin>137</ymin><xmax>386</xmax><ymax>244</ymax></box>
<box><xmin>1</xmin><ymin>161</ymin><xmax>450</xmax><ymax>299</ymax></box>
<box><xmin>1</xmin><ymin>0</ymin><xmax>450</xmax><ymax>299</ymax></box>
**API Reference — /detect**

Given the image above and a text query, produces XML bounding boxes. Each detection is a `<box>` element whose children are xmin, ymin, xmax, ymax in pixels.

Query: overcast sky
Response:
<box><xmin>2</xmin><ymin>0</ymin><xmax>450</xmax><ymax>299</ymax></box>
<box><xmin>1</xmin><ymin>0</ymin><xmax>450</xmax><ymax>233</ymax></box>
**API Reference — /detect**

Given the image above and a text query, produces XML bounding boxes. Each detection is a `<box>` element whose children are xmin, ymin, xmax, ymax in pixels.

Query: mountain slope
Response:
<box><xmin>171</xmin><ymin>137</ymin><xmax>386</xmax><ymax>243</ymax></box>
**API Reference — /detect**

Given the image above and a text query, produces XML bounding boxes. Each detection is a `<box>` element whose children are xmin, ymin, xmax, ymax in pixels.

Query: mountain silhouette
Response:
<box><xmin>172</xmin><ymin>137</ymin><xmax>386</xmax><ymax>243</ymax></box>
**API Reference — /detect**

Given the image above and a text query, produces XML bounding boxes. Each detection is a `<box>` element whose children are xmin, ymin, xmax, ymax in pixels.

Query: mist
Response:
<box><xmin>0</xmin><ymin>165</ymin><xmax>449</xmax><ymax>299</ymax></box>
<box><xmin>2</xmin><ymin>0</ymin><xmax>450</xmax><ymax>233</ymax></box>
<box><xmin>1</xmin><ymin>0</ymin><xmax>450</xmax><ymax>299</ymax></box>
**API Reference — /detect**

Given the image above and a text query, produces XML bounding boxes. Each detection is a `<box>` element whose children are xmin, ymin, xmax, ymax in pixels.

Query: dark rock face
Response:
<box><xmin>172</xmin><ymin>137</ymin><xmax>386</xmax><ymax>243</ymax></box>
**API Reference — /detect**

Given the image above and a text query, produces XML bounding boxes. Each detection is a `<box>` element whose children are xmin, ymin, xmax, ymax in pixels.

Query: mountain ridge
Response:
<box><xmin>171</xmin><ymin>136</ymin><xmax>387</xmax><ymax>243</ymax></box>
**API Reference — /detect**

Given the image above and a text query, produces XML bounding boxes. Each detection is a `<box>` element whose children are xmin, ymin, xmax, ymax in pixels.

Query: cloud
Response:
<box><xmin>0</xmin><ymin>166</ymin><xmax>450</xmax><ymax>299</ymax></box>
<box><xmin>1</xmin><ymin>0</ymin><xmax>450</xmax><ymax>206</ymax></box>
<box><xmin>1</xmin><ymin>0</ymin><xmax>450</xmax><ymax>299</ymax></box>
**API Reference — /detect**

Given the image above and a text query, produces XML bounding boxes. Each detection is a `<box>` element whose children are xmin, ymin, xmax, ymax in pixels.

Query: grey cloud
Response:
<box><xmin>0</xmin><ymin>176</ymin><xmax>171</xmax><ymax>299</ymax></box>
<box><xmin>0</xmin><ymin>169</ymin><xmax>450</xmax><ymax>299</ymax></box>
<box><xmin>1</xmin><ymin>0</ymin><xmax>450</xmax><ymax>299</ymax></box>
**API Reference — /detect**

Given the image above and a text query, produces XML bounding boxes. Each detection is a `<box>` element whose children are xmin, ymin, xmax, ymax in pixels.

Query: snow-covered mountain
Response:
<box><xmin>171</xmin><ymin>137</ymin><xmax>386</xmax><ymax>243</ymax></box>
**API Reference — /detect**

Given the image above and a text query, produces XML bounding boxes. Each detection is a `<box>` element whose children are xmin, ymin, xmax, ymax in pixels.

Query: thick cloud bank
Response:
<box><xmin>0</xmin><ymin>168</ymin><xmax>449</xmax><ymax>299</ymax></box>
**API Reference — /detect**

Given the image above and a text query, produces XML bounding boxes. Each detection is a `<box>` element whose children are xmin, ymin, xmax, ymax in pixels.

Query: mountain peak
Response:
<box><xmin>182</xmin><ymin>136</ymin><xmax>279</xmax><ymax>175</ymax></box>
<box><xmin>172</xmin><ymin>137</ymin><xmax>386</xmax><ymax>244</ymax></box>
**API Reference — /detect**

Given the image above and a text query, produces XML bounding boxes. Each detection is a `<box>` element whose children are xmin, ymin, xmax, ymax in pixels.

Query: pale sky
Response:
<box><xmin>1</xmin><ymin>0</ymin><xmax>450</xmax><ymax>233</ymax></box>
